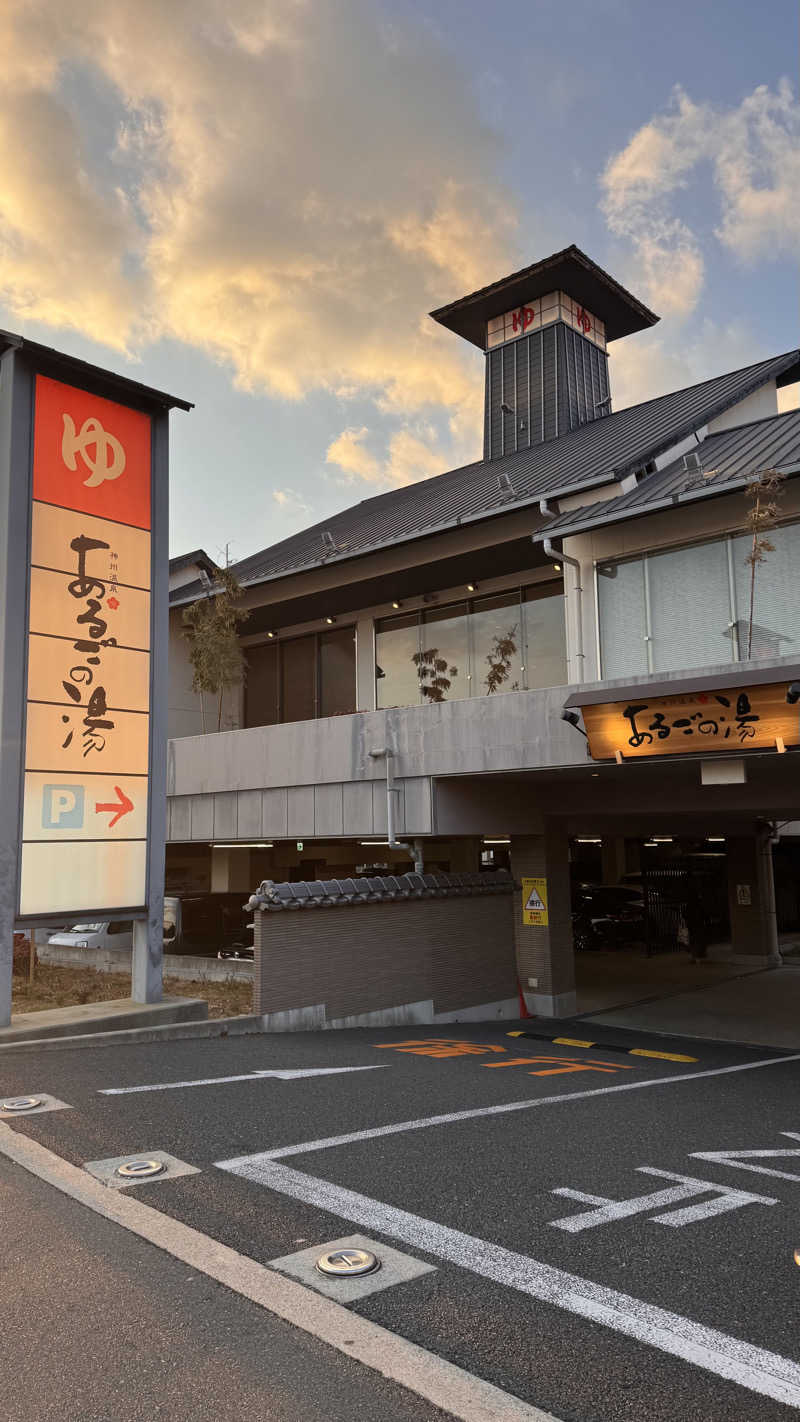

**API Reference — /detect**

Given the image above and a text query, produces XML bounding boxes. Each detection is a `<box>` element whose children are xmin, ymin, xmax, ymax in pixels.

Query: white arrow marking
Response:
<box><xmin>549</xmin><ymin>1166</ymin><xmax>776</xmax><ymax>1232</ymax></box>
<box><xmin>691</xmin><ymin>1131</ymin><xmax>800</xmax><ymax>1182</ymax></box>
<box><xmin>99</xmin><ymin>1066</ymin><xmax>387</xmax><ymax>1096</ymax></box>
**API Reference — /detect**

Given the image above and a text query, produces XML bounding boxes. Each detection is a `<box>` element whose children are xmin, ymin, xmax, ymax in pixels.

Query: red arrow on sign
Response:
<box><xmin>95</xmin><ymin>786</ymin><xmax>134</xmax><ymax>829</ymax></box>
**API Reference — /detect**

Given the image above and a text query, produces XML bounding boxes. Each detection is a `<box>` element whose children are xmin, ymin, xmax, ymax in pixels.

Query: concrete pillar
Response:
<box><xmin>511</xmin><ymin>826</ymin><xmax>576</xmax><ymax>1018</ymax></box>
<box><xmin>210</xmin><ymin>848</ymin><xmax>252</xmax><ymax>893</ymax></box>
<box><xmin>725</xmin><ymin>829</ymin><xmax>780</xmax><ymax>965</ymax></box>
<box><xmin>601</xmin><ymin>836</ymin><xmax>627</xmax><ymax>886</ymax></box>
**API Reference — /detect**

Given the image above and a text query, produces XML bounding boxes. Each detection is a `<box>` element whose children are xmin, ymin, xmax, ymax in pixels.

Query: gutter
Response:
<box><xmin>368</xmin><ymin>748</ymin><xmax>424</xmax><ymax>873</ymax></box>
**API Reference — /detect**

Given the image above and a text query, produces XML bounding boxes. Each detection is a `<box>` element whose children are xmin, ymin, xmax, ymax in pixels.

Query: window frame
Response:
<box><xmin>243</xmin><ymin>624</ymin><xmax>357</xmax><ymax>727</ymax></box>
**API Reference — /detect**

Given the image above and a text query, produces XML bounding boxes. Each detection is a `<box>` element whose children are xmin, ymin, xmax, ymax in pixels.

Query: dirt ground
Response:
<box><xmin>11</xmin><ymin>962</ymin><xmax>253</xmax><ymax>1020</ymax></box>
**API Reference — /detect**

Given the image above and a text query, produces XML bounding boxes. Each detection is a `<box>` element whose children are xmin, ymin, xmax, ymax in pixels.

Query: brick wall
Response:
<box><xmin>254</xmin><ymin>893</ymin><xmax>516</xmax><ymax>1020</ymax></box>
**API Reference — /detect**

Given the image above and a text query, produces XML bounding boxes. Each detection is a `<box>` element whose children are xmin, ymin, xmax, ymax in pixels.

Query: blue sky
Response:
<box><xmin>1</xmin><ymin>0</ymin><xmax>797</xmax><ymax>563</ymax></box>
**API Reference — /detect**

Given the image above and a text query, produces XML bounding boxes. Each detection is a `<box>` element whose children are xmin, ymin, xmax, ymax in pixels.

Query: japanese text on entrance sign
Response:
<box><xmin>522</xmin><ymin>877</ymin><xmax>549</xmax><ymax>926</ymax></box>
<box><xmin>18</xmin><ymin>375</ymin><xmax>152</xmax><ymax>917</ymax></box>
<box><xmin>581</xmin><ymin>682</ymin><xmax>799</xmax><ymax>762</ymax></box>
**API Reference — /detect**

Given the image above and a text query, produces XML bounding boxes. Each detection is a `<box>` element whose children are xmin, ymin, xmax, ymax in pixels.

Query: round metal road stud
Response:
<box><xmin>315</xmin><ymin>1248</ymin><xmax>380</xmax><ymax>1278</ymax></box>
<box><xmin>115</xmin><ymin>1158</ymin><xmax>166</xmax><ymax>1180</ymax></box>
<box><xmin>1</xmin><ymin>1096</ymin><xmax>42</xmax><ymax>1112</ymax></box>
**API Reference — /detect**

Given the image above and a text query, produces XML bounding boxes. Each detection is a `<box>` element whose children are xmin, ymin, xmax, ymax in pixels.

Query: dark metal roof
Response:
<box><xmin>534</xmin><ymin>408</ymin><xmax>800</xmax><ymax>544</ymax></box>
<box><xmin>171</xmin><ymin>348</ymin><xmax>799</xmax><ymax>606</ymax></box>
<box><xmin>169</xmin><ymin>548</ymin><xmax>218</xmax><ymax>576</ymax></box>
<box><xmin>0</xmin><ymin>329</ymin><xmax>193</xmax><ymax>411</ymax></box>
<box><xmin>429</xmin><ymin>245</ymin><xmax>660</xmax><ymax>348</ymax></box>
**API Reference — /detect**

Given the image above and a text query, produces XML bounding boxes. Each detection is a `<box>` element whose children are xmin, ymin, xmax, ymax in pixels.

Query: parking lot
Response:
<box><xmin>3</xmin><ymin>1022</ymin><xmax>800</xmax><ymax>1421</ymax></box>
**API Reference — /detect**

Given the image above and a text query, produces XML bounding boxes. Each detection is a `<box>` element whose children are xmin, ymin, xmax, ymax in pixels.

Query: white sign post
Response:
<box><xmin>0</xmin><ymin>336</ymin><xmax>190</xmax><ymax>1025</ymax></box>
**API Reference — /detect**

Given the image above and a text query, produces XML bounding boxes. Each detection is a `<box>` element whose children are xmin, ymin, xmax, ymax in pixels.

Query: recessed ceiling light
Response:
<box><xmin>325</xmin><ymin>616</ymin><xmax>335</xmax><ymax>625</ymax></box>
<box><xmin>466</xmin><ymin>582</ymin><xmax>477</xmax><ymax>592</ymax></box>
<box><xmin>267</xmin><ymin>631</ymin><xmax>275</xmax><ymax>638</ymax></box>
<box><xmin>391</xmin><ymin>600</ymin><xmax>401</xmax><ymax>609</ymax></box>
<box><xmin>553</xmin><ymin>562</ymin><xmax>562</xmax><ymax>572</ymax></box>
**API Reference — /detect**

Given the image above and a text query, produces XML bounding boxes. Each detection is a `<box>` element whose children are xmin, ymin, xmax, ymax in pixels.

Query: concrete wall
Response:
<box><xmin>166</xmin><ymin>684</ymin><xmax>583</xmax><ymax>841</ymax></box>
<box><xmin>169</xmin><ymin>608</ymin><xmax>242</xmax><ymax>740</ymax></box>
<box><xmin>38</xmin><ymin>942</ymin><xmax>254</xmax><ymax>982</ymax></box>
<box><xmin>254</xmin><ymin>893</ymin><xmax>518</xmax><ymax>1027</ymax></box>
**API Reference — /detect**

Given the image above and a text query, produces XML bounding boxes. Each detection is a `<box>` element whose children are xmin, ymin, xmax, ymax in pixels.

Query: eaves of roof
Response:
<box><xmin>0</xmin><ymin>329</ymin><xmax>193</xmax><ymax>412</ymax></box>
<box><xmin>533</xmin><ymin>408</ymin><xmax>800</xmax><ymax>544</ymax></box>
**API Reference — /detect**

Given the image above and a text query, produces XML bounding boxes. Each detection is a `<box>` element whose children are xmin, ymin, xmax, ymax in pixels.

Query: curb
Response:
<box><xmin>0</xmin><ymin>1013</ymin><xmax>264</xmax><ymax>1055</ymax></box>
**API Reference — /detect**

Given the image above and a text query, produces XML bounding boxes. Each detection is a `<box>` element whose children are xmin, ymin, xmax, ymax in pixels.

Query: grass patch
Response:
<box><xmin>12</xmin><ymin>963</ymin><xmax>252</xmax><ymax>1020</ymax></box>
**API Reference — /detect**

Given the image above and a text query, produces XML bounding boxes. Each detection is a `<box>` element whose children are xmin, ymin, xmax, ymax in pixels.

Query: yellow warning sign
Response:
<box><xmin>522</xmin><ymin>877</ymin><xmax>548</xmax><ymax>926</ymax></box>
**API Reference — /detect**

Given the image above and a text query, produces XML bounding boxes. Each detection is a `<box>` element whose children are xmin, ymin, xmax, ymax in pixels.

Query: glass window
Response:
<box><xmin>730</xmin><ymin>522</ymin><xmax>800</xmax><ymax>661</ymax></box>
<box><xmin>420</xmin><ymin>604</ymin><xmax>469</xmax><ymax>702</ymax></box>
<box><xmin>244</xmin><ymin>641</ymin><xmax>279</xmax><ymax>727</ymax></box>
<box><xmin>598</xmin><ymin>558</ymin><xmax>648</xmax><ymax>680</ymax></box>
<box><xmin>523</xmin><ymin>582</ymin><xmax>567</xmax><ymax>688</ymax></box>
<box><xmin>471</xmin><ymin>593</ymin><xmax>523</xmax><ymax>696</ymax></box>
<box><xmin>648</xmin><ymin>539</ymin><xmax>732</xmax><ymax>673</ymax></box>
<box><xmin>376</xmin><ymin>612</ymin><xmax>420</xmax><ymax>709</ymax></box>
<box><xmin>319</xmin><ymin>626</ymin><xmax>356</xmax><ymax>716</ymax></box>
<box><xmin>281</xmin><ymin>635</ymin><xmax>316</xmax><ymax>722</ymax></box>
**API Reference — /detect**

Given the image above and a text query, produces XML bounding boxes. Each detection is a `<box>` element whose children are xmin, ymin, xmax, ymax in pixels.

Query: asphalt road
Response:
<box><xmin>2</xmin><ymin>1019</ymin><xmax>799</xmax><ymax>1422</ymax></box>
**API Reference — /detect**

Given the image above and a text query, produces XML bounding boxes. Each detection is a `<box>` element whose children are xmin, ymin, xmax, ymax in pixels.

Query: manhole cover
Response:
<box><xmin>115</xmin><ymin>1158</ymin><xmax>166</xmax><ymax>1179</ymax></box>
<box><xmin>315</xmin><ymin>1248</ymin><xmax>380</xmax><ymax>1278</ymax></box>
<box><xmin>1</xmin><ymin>1096</ymin><xmax>42</xmax><ymax>1112</ymax></box>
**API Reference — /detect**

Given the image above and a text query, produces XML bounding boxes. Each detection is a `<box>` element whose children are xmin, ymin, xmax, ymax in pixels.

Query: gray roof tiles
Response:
<box><xmin>171</xmin><ymin>348</ymin><xmax>799</xmax><ymax>604</ymax></box>
<box><xmin>533</xmin><ymin>407</ymin><xmax>800</xmax><ymax>544</ymax></box>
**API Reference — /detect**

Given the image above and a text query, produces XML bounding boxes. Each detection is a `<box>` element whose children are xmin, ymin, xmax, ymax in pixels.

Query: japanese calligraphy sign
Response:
<box><xmin>18</xmin><ymin>375</ymin><xmax>152</xmax><ymax>917</ymax></box>
<box><xmin>582</xmin><ymin>682</ymin><xmax>798</xmax><ymax>763</ymax></box>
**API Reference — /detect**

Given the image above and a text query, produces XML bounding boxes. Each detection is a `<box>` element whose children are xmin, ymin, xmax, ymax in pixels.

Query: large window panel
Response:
<box><xmin>597</xmin><ymin>558</ymin><xmax>648</xmax><ymax>680</ymax></box>
<box><xmin>420</xmin><ymin>604</ymin><xmax>469</xmax><ymax>702</ymax></box>
<box><xmin>648</xmin><ymin>539</ymin><xmax>732</xmax><ymax>673</ymax></box>
<box><xmin>471</xmin><ymin>593</ymin><xmax>523</xmax><ymax>696</ymax></box>
<box><xmin>319</xmin><ymin>625</ymin><xmax>357</xmax><ymax>716</ymax></box>
<box><xmin>523</xmin><ymin>582</ymin><xmax>567</xmax><ymax>688</ymax></box>
<box><xmin>281</xmin><ymin>635</ymin><xmax>316</xmax><ymax>722</ymax></box>
<box><xmin>376</xmin><ymin>612</ymin><xmax>420</xmax><ymax>709</ymax></box>
<box><xmin>245</xmin><ymin>641</ymin><xmax>279</xmax><ymax>727</ymax></box>
<box><xmin>730</xmin><ymin>522</ymin><xmax>800</xmax><ymax>661</ymax></box>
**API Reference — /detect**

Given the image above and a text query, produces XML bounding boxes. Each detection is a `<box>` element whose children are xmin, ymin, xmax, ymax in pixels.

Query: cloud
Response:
<box><xmin>273</xmin><ymin>487</ymin><xmax>311</xmax><ymax>516</ymax></box>
<box><xmin>602</xmin><ymin>81</ymin><xmax>800</xmax><ymax>318</ymax></box>
<box><xmin>326</xmin><ymin>423</ymin><xmax>452</xmax><ymax>487</ymax></box>
<box><xmin>0</xmin><ymin>0</ymin><xmax>518</xmax><ymax>486</ymax></box>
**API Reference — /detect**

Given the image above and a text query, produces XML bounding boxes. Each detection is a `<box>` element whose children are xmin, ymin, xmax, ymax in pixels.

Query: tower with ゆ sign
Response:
<box><xmin>0</xmin><ymin>334</ymin><xmax>191</xmax><ymax>1026</ymax></box>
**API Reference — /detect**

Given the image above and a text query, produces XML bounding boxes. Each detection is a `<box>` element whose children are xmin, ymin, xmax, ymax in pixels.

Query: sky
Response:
<box><xmin>1</xmin><ymin>0</ymin><xmax>798</xmax><ymax>563</ymax></box>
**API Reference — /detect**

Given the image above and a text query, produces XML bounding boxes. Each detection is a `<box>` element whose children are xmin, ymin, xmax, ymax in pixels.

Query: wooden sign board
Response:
<box><xmin>582</xmin><ymin>682</ymin><xmax>799</xmax><ymax>762</ymax></box>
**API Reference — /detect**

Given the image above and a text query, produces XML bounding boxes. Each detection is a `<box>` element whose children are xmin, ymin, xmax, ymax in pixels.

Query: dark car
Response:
<box><xmin>571</xmin><ymin>882</ymin><xmax>646</xmax><ymax>951</ymax></box>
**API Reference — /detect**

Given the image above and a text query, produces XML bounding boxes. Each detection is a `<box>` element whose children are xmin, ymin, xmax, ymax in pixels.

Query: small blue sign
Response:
<box><xmin>42</xmin><ymin>784</ymin><xmax>85</xmax><ymax>829</ymax></box>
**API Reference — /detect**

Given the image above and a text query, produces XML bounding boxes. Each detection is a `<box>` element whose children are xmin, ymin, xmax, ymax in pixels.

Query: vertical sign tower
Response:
<box><xmin>0</xmin><ymin>334</ymin><xmax>191</xmax><ymax>1027</ymax></box>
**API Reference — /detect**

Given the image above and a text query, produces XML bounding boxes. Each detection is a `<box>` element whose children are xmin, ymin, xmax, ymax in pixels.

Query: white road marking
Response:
<box><xmin>218</xmin><ymin>1155</ymin><xmax>800</xmax><ymax>1410</ymax></box>
<box><xmin>219</xmin><ymin>1051</ymin><xmax>800</xmax><ymax>1166</ymax></box>
<box><xmin>99</xmin><ymin>1065</ymin><xmax>387</xmax><ymax>1095</ymax></box>
<box><xmin>549</xmin><ymin>1166</ymin><xmax>776</xmax><ymax>1232</ymax></box>
<box><xmin>691</xmin><ymin>1131</ymin><xmax>800</xmax><ymax>1182</ymax></box>
<box><xmin>0</xmin><ymin>1121</ymin><xmax>557</xmax><ymax>1422</ymax></box>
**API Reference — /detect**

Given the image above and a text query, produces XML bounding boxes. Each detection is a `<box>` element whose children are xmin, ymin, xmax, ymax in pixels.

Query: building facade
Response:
<box><xmin>167</xmin><ymin>245</ymin><xmax>800</xmax><ymax>1021</ymax></box>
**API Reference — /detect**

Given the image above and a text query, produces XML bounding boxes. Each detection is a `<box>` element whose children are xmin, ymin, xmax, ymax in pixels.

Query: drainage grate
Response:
<box><xmin>115</xmin><ymin>1159</ymin><xmax>167</xmax><ymax>1180</ymax></box>
<box><xmin>316</xmin><ymin>1247</ymin><xmax>380</xmax><ymax>1278</ymax></box>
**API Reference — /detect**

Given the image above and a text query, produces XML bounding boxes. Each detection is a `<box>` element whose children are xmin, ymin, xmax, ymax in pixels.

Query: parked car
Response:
<box><xmin>47</xmin><ymin>894</ymin><xmax>252</xmax><ymax>959</ymax></box>
<box><xmin>571</xmin><ymin>882</ymin><xmax>646</xmax><ymax>951</ymax></box>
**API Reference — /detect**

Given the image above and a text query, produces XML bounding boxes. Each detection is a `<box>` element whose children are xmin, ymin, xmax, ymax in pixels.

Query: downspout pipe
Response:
<box><xmin>537</xmin><ymin>520</ymin><xmax>585</xmax><ymax>680</ymax></box>
<box><xmin>368</xmin><ymin>749</ymin><xmax>423</xmax><ymax>872</ymax></box>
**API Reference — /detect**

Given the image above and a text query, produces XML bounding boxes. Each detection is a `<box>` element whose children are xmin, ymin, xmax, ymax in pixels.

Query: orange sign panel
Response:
<box><xmin>582</xmin><ymin>682</ymin><xmax>799</xmax><ymax>761</ymax></box>
<box><xmin>19</xmin><ymin>374</ymin><xmax>153</xmax><ymax>917</ymax></box>
<box><xmin>33</xmin><ymin>374</ymin><xmax>151</xmax><ymax>529</ymax></box>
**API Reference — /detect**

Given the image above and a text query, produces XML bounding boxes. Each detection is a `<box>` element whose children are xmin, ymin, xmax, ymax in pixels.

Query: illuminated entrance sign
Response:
<box><xmin>19</xmin><ymin>376</ymin><xmax>153</xmax><ymax>916</ymax></box>
<box><xmin>582</xmin><ymin>682</ymin><xmax>799</xmax><ymax>762</ymax></box>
